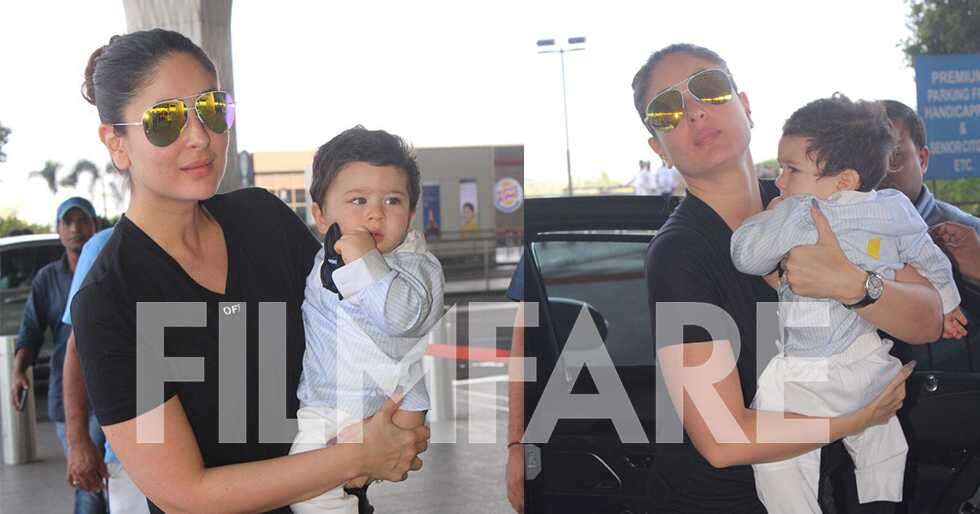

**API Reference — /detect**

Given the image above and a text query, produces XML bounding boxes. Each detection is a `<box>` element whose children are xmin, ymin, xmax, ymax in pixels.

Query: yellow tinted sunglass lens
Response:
<box><xmin>647</xmin><ymin>89</ymin><xmax>684</xmax><ymax>131</ymax></box>
<box><xmin>142</xmin><ymin>100</ymin><xmax>187</xmax><ymax>146</ymax></box>
<box><xmin>195</xmin><ymin>91</ymin><xmax>231</xmax><ymax>134</ymax></box>
<box><xmin>690</xmin><ymin>70</ymin><xmax>733</xmax><ymax>105</ymax></box>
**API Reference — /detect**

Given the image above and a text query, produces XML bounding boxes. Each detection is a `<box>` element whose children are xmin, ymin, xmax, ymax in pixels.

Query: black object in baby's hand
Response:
<box><xmin>320</xmin><ymin>223</ymin><xmax>345</xmax><ymax>298</ymax></box>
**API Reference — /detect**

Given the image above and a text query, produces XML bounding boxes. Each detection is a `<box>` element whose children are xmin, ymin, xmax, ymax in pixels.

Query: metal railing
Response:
<box><xmin>425</xmin><ymin>230</ymin><xmax>523</xmax><ymax>290</ymax></box>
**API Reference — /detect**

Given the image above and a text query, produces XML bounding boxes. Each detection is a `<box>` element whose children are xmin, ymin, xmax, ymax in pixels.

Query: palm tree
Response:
<box><xmin>30</xmin><ymin>161</ymin><xmax>61</xmax><ymax>193</ymax></box>
<box><xmin>0</xmin><ymin>121</ymin><xmax>10</xmax><ymax>163</ymax></box>
<box><xmin>59</xmin><ymin>159</ymin><xmax>100</xmax><ymax>190</ymax></box>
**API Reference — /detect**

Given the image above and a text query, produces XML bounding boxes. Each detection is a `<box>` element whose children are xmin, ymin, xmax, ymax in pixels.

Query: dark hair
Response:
<box><xmin>462</xmin><ymin>202</ymin><xmax>475</xmax><ymax>211</ymax></box>
<box><xmin>310</xmin><ymin>126</ymin><xmax>421</xmax><ymax>211</ymax></box>
<box><xmin>782</xmin><ymin>94</ymin><xmax>895</xmax><ymax>192</ymax></box>
<box><xmin>631</xmin><ymin>43</ymin><xmax>735</xmax><ymax>134</ymax></box>
<box><xmin>82</xmin><ymin>29</ymin><xmax>217</xmax><ymax>124</ymax></box>
<box><xmin>882</xmin><ymin>99</ymin><xmax>927</xmax><ymax>150</ymax></box>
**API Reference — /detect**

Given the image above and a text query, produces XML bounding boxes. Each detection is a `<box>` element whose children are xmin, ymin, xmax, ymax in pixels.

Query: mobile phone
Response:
<box><xmin>320</xmin><ymin>223</ymin><xmax>345</xmax><ymax>298</ymax></box>
<box><xmin>15</xmin><ymin>385</ymin><xmax>28</xmax><ymax>412</ymax></box>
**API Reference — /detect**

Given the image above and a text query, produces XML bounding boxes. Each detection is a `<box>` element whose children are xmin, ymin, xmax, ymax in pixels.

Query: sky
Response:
<box><xmin>0</xmin><ymin>0</ymin><xmax>918</xmax><ymax>224</ymax></box>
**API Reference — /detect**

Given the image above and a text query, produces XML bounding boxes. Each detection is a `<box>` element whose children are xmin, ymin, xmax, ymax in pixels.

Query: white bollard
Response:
<box><xmin>424</xmin><ymin>311</ymin><xmax>456</xmax><ymax>423</ymax></box>
<box><xmin>0</xmin><ymin>335</ymin><xmax>37</xmax><ymax>465</ymax></box>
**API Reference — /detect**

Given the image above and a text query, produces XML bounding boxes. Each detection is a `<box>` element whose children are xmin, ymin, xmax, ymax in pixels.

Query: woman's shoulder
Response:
<box><xmin>208</xmin><ymin>187</ymin><xmax>288</xmax><ymax>218</ymax></box>
<box><xmin>208</xmin><ymin>187</ymin><xmax>315</xmax><ymax>239</ymax></box>
<box><xmin>72</xmin><ymin>223</ymin><xmax>139</xmax><ymax>323</ymax></box>
<box><xmin>207</xmin><ymin>187</ymin><xmax>320</xmax><ymax>273</ymax></box>
<box><xmin>648</xmin><ymin>217</ymin><xmax>713</xmax><ymax>263</ymax></box>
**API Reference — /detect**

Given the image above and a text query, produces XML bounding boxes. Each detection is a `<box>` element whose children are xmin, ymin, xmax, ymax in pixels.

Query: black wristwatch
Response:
<box><xmin>843</xmin><ymin>271</ymin><xmax>884</xmax><ymax>310</ymax></box>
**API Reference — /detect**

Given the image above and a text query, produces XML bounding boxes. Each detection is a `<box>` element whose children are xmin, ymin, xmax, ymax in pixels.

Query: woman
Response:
<box><xmin>71</xmin><ymin>29</ymin><xmax>428</xmax><ymax>514</ymax></box>
<box><xmin>634</xmin><ymin>44</ymin><xmax>941</xmax><ymax>512</ymax></box>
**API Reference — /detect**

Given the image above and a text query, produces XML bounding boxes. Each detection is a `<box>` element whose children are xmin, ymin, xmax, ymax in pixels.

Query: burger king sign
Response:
<box><xmin>493</xmin><ymin>177</ymin><xmax>524</xmax><ymax>214</ymax></box>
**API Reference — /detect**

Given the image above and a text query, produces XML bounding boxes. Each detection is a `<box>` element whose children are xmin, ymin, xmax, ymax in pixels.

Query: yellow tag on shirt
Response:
<box><xmin>867</xmin><ymin>239</ymin><xmax>881</xmax><ymax>260</ymax></box>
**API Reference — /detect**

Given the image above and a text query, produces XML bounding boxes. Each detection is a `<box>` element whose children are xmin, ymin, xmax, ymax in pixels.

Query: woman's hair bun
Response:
<box><xmin>81</xmin><ymin>37</ymin><xmax>118</xmax><ymax>105</ymax></box>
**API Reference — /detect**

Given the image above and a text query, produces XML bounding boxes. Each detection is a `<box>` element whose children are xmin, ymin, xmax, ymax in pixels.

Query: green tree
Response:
<box><xmin>0</xmin><ymin>216</ymin><xmax>50</xmax><ymax>237</ymax></box>
<box><xmin>0</xmin><ymin>121</ymin><xmax>10</xmax><ymax>163</ymax></box>
<box><xmin>902</xmin><ymin>0</ymin><xmax>980</xmax><ymax>63</ymax></box>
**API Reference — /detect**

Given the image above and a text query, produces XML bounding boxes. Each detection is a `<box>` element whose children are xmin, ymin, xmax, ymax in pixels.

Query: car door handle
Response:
<box><xmin>3</xmin><ymin>295</ymin><xmax>28</xmax><ymax>305</ymax></box>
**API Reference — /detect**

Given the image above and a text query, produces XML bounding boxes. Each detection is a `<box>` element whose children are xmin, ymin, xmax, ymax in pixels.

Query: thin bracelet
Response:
<box><xmin>507</xmin><ymin>441</ymin><xmax>522</xmax><ymax>449</ymax></box>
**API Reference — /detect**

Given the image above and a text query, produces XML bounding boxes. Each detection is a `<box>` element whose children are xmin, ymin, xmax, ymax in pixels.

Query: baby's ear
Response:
<box><xmin>311</xmin><ymin>202</ymin><xmax>329</xmax><ymax>236</ymax></box>
<box><xmin>837</xmin><ymin>169</ymin><xmax>862</xmax><ymax>191</ymax></box>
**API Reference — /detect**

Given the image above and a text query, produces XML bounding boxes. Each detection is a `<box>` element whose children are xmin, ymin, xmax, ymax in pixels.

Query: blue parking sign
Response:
<box><xmin>915</xmin><ymin>54</ymin><xmax>980</xmax><ymax>180</ymax></box>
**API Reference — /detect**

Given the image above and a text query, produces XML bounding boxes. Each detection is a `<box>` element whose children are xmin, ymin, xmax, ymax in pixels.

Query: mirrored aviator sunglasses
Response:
<box><xmin>644</xmin><ymin>69</ymin><xmax>735</xmax><ymax>133</ymax></box>
<box><xmin>113</xmin><ymin>90</ymin><xmax>236</xmax><ymax>147</ymax></box>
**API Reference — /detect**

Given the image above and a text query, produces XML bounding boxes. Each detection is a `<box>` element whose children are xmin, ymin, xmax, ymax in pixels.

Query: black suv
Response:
<box><xmin>520</xmin><ymin>194</ymin><xmax>980</xmax><ymax>513</ymax></box>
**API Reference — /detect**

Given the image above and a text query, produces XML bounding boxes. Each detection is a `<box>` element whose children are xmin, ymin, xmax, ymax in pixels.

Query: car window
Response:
<box><xmin>36</xmin><ymin>244</ymin><xmax>64</xmax><ymax>270</ymax></box>
<box><xmin>0</xmin><ymin>246</ymin><xmax>38</xmax><ymax>290</ymax></box>
<box><xmin>531</xmin><ymin>238</ymin><xmax>654</xmax><ymax>367</ymax></box>
<box><xmin>0</xmin><ymin>243</ymin><xmax>62</xmax><ymax>290</ymax></box>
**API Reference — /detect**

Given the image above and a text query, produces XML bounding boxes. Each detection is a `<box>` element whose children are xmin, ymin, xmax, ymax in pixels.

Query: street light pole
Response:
<box><xmin>537</xmin><ymin>36</ymin><xmax>586</xmax><ymax>196</ymax></box>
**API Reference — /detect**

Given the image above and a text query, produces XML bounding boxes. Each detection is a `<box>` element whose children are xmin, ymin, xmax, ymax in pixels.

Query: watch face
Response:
<box><xmin>867</xmin><ymin>273</ymin><xmax>885</xmax><ymax>300</ymax></box>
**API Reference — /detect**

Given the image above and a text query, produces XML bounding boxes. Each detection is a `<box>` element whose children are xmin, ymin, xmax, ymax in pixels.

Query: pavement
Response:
<box><xmin>0</xmin><ymin>377</ymin><xmax>513</xmax><ymax>514</ymax></box>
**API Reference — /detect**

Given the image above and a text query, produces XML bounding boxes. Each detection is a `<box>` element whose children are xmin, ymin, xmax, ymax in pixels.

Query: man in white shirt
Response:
<box><xmin>653</xmin><ymin>162</ymin><xmax>680</xmax><ymax>199</ymax></box>
<box><xmin>627</xmin><ymin>159</ymin><xmax>656</xmax><ymax>195</ymax></box>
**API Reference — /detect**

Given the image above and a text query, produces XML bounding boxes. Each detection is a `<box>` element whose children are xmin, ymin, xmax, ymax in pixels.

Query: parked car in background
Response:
<box><xmin>520</xmin><ymin>193</ymin><xmax>980</xmax><ymax>513</ymax></box>
<box><xmin>0</xmin><ymin>233</ymin><xmax>63</xmax><ymax>396</ymax></box>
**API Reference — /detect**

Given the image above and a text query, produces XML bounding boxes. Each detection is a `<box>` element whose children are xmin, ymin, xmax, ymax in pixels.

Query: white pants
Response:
<box><xmin>752</xmin><ymin>333</ymin><xmax>908</xmax><ymax>514</ymax></box>
<box><xmin>106</xmin><ymin>462</ymin><xmax>150</xmax><ymax>514</ymax></box>
<box><xmin>289</xmin><ymin>406</ymin><xmax>360</xmax><ymax>514</ymax></box>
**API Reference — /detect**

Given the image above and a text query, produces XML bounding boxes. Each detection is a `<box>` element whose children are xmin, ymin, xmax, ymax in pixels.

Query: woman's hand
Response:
<box><xmin>341</xmin><ymin>398</ymin><xmax>429</xmax><ymax>482</ymax></box>
<box><xmin>782</xmin><ymin>200</ymin><xmax>866</xmax><ymax>303</ymax></box>
<box><xmin>506</xmin><ymin>445</ymin><xmax>524</xmax><ymax>513</ymax></box>
<box><xmin>854</xmin><ymin>360</ymin><xmax>915</xmax><ymax>432</ymax></box>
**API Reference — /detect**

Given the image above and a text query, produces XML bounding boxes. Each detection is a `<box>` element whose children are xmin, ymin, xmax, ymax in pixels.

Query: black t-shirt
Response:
<box><xmin>645</xmin><ymin>181</ymin><xmax>779</xmax><ymax>513</ymax></box>
<box><xmin>72</xmin><ymin>188</ymin><xmax>320</xmax><ymax>514</ymax></box>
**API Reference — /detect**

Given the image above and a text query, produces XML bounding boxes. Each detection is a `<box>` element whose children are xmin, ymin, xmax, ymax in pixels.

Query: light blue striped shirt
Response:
<box><xmin>297</xmin><ymin>230</ymin><xmax>445</xmax><ymax>417</ymax></box>
<box><xmin>731</xmin><ymin>189</ymin><xmax>960</xmax><ymax>357</ymax></box>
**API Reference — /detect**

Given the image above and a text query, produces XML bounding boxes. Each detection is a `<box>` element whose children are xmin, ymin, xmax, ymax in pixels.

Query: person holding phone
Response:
<box><xmin>9</xmin><ymin>197</ymin><xmax>104</xmax><ymax>514</ymax></box>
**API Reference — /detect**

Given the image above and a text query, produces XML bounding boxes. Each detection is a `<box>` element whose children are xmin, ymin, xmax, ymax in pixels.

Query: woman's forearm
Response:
<box><xmin>111</xmin><ymin>398</ymin><xmax>369</xmax><ymax>514</ymax></box>
<box><xmin>707</xmin><ymin>407</ymin><xmax>864</xmax><ymax>468</ymax></box>
<box><xmin>180</xmin><ymin>444</ymin><xmax>365</xmax><ymax>514</ymax></box>
<box><xmin>855</xmin><ymin>273</ymin><xmax>943</xmax><ymax>344</ymax></box>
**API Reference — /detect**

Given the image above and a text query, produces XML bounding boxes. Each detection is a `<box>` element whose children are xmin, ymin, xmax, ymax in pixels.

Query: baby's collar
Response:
<box><xmin>826</xmin><ymin>189</ymin><xmax>874</xmax><ymax>204</ymax></box>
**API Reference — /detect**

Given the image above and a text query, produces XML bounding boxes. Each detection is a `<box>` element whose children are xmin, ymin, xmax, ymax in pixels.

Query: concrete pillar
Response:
<box><xmin>122</xmin><ymin>0</ymin><xmax>243</xmax><ymax>193</ymax></box>
<box><xmin>1</xmin><ymin>336</ymin><xmax>37</xmax><ymax>465</ymax></box>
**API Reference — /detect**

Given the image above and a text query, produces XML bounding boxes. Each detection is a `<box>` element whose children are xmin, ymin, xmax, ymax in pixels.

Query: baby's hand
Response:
<box><xmin>334</xmin><ymin>227</ymin><xmax>377</xmax><ymax>263</ymax></box>
<box><xmin>942</xmin><ymin>307</ymin><xmax>969</xmax><ymax>339</ymax></box>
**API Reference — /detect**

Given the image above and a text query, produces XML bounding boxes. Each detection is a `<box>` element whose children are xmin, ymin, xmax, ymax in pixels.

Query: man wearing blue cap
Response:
<box><xmin>7</xmin><ymin>196</ymin><xmax>106</xmax><ymax>514</ymax></box>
